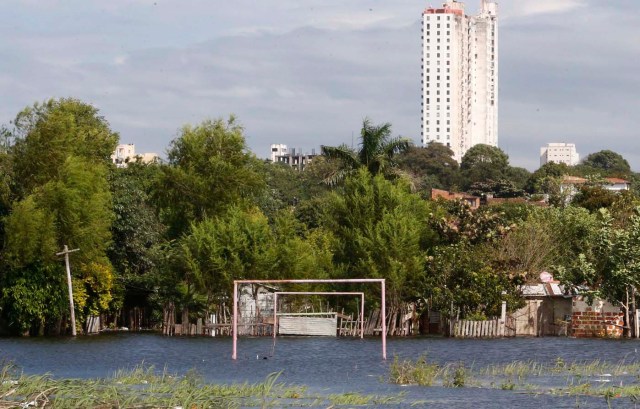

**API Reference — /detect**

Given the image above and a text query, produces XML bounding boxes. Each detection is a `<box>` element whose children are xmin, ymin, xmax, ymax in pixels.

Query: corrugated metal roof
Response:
<box><xmin>521</xmin><ymin>282</ymin><xmax>568</xmax><ymax>298</ymax></box>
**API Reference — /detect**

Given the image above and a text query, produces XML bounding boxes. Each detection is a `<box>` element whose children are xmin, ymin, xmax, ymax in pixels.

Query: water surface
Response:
<box><xmin>1</xmin><ymin>333</ymin><xmax>638</xmax><ymax>408</ymax></box>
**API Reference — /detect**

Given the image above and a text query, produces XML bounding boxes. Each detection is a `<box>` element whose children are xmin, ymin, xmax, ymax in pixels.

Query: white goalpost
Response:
<box><xmin>232</xmin><ymin>279</ymin><xmax>386</xmax><ymax>360</ymax></box>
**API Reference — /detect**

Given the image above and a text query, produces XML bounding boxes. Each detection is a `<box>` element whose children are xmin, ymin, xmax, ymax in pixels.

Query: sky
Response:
<box><xmin>1</xmin><ymin>0</ymin><xmax>638</xmax><ymax>171</ymax></box>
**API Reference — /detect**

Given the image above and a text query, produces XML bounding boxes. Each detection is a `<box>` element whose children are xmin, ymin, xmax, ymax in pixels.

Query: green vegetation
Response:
<box><xmin>2</xmin><ymin>97</ymin><xmax>640</xmax><ymax>336</ymax></box>
<box><xmin>389</xmin><ymin>356</ymin><xmax>640</xmax><ymax>406</ymax></box>
<box><xmin>0</xmin><ymin>363</ymin><xmax>404</xmax><ymax>408</ymax></box>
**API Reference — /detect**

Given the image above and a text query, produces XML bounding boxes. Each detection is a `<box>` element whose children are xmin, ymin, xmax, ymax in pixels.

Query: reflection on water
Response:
<box><xmin>1</xmin><ymin>333</ymin><xmax>638</xmax><ymax>408</ymax></box>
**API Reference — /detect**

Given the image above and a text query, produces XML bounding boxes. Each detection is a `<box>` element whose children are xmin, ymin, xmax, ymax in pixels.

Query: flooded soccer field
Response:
<box><xmin>2</xmin><ymin>333</ymin><xmax>640</xmax><ymax>408</ymax></box>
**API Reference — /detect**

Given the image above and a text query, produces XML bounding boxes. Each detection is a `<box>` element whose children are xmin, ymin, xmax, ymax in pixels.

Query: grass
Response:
<box><xmin>388</xmin><ymin>355</ymin><xmax>640</xmax><ymax>406</ymax></box>
<box><xmin>0</xmin><ymin>363</ymin><xmax>406</xmax><ymax>408</ymax></box>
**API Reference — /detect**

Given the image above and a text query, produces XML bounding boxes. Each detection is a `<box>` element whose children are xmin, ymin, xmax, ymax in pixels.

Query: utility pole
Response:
<box><xmin>56</xmin><ymin>245</ymin><xmax>80</xmax><ymax>336</ymax></box>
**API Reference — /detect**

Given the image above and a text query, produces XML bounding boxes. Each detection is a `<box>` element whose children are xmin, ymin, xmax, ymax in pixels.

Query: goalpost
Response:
<box><xmin>232</xmin><ymin>279</ymin><xmax>386</xmax><ymax>360</ymax></box>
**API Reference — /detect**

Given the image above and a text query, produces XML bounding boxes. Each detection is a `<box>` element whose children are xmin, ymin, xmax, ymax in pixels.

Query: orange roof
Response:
<box><xmin>561</xmin><ymin>176</ymin><xmax>587</xmax><ymax>184</ymax></box>
<box><xmin>605</xmin><ymin>177</ymin><xmax>630</xmax><ymax>184</ymax></box>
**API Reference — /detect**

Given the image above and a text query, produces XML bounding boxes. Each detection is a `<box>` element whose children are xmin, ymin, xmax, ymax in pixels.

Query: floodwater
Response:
<box><xmin>1</xmin><ymin>333</ymin><xmax>640</xmax><ymax>408</ymax></box>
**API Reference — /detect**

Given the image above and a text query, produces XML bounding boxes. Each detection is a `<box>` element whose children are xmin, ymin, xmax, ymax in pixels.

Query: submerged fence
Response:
<box><xmin>451</xmin><ymin>316</ymin><xmax>516</xmax><ymax>338</ymax></box>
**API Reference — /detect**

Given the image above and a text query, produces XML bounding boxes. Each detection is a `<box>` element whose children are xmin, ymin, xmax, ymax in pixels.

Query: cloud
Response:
<box><xmin>505</xmin><ymin>0</ymin><xmax>586</xmax><ymax>18</ymax></box>
<box><xmin>0</xmin><ymin>0</ymin><xmax>638</xmax><ymax>170</ymax></box>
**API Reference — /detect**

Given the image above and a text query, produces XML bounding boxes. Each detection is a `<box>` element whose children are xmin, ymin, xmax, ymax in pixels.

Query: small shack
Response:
<box><xmin>514</xmin><ymin>282</ymin><xmax>572</xmax><ymax>336</ymax></box>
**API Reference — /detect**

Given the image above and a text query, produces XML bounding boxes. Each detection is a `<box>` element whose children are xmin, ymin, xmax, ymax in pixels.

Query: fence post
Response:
<box><xmin>500</xmin><ymin>300</ymin><xmax>507</xmax><ymax>337</ymax></box>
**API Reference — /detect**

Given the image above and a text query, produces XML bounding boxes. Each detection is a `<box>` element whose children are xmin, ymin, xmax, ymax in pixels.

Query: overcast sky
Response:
<box><xmin>1</xmin><ymin>0</ymin><xmax>638</xmax><ymax>170</ymax></box>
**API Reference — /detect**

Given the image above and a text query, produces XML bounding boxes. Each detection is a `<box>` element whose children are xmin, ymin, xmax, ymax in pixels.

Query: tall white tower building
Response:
<box><xmin>421</xmin><ymin>0</ymin><xmax>498</xmax><ymax>162</ymax></box>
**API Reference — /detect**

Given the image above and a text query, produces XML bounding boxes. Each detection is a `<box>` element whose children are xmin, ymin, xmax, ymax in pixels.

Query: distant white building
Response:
<box><xmin>270</xmin><ymin>144</ymin><xmax>288</xmax><ymax>163</ymax></box>
<box><xmin>540</xmin><ymin>143</ymin><xmax>580</xmax><ymax>167</ymax></box>
<box><xmin>111</xmin><ymin>144</ymin><xmax>159</xmax><ymax>168</ymax></box>
<box><xmin>421</xmin><ymin>0</ymin><xmax>499</xmax><ymax>162</ymax></box>
<box><xmin>270</xmin><ymin>144</ymin><xmax>318</xmax><ymax>171</ymax></box>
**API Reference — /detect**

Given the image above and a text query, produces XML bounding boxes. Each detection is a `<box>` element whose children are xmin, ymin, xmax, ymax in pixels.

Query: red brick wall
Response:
<box><xmin>571</xmin><ymin>297</ymin><xmax>624</xmax><ymax>338</ymax></box>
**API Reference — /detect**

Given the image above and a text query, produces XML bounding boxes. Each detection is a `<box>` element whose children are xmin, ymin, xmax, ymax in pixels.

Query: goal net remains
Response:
<box><xmin>232</xmin><ymin>279</ymin><xmax>386</xmax><ymax>360</ymax></box>
<box><xmin>273</xmin><ymin>292</ymin><xmax>365</xmax><ymax>338</ymax></box>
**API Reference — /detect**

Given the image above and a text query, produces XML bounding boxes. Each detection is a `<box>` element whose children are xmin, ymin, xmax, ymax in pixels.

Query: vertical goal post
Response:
<box><xmin>273</xmin><ymin>292</ymin><xmax>365</xmax><ymax>339</ymax></box>
<box><xmin>232</xmin><ymin>279</ymin><xmax>386</xmax><ymax>360</ymax></box>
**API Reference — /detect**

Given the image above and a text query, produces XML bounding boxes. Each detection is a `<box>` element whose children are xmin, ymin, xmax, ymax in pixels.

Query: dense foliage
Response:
<box><xmin>2</xmin><ymin>98</ymin><xmax>640</xmax><ymax>336</ymax></box>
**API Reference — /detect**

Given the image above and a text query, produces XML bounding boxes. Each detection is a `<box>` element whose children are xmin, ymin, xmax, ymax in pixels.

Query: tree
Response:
<box><xmin>321</xmin><ymin>118</ymin><xmax>411</xmax><ymax>185</ymax></box>
<box><xmin>571</xmin><ymin>185</ymin><xmax>618</xmax><ymax>212</ymax></box>
<box><xmin>2</xmin><ymin>157</ymin><xmax>115</xmax><ymax>333</ymax></box>
<box><xmin>179</xmin><ymin>207</ymin><xmax>277</xmax><ymax>305</ymax></box>
<box><xmin>10</xmin><ymin>98</ymin><xmax>119</xmax><ymax>195</ymax></box>
<box><xmin>580</xmin><ymin>150</ymin><xmax>631</xmax><ymax>176</ymax></box>
<box><xmin>467</xmin><ymin>179</ymin><xmax>524</xmax><ymax>198</ymax></box>
<box><xmin>1</xmin><ymin>99</ymin><xmax>118</xmax><ymax>334</ymax></box>
<box><xmin>426</xmin><ymin>200</ymin><xmax>525</xmax><ymax>318</ymax></box>
<box><xmin>555</xmin><ymin>208</ymin><xmax>640</xmax><ymax>337</ymax></box>
<box><xmin>322</xmin><ymin>169</ymin><xmax>437</xmax><ymax>307</ymax></box>
<box><xmin>460</xmin><ymin>144</ymin><xmax>510</xmax><ymax>189</ymax></box>
<box><xmin>525</xmin><ymin>162</ymin><xmax>570</xmax><ymax>194</ymax></box>
<box><xmin>396</xmin><ymin>143</ymin><xmax>460</xmax><ymax>192</ymax></box>
<box><xmin>107</xmin><ymin>162</ymin><xmax>167</xmax><ymax>313</ymax></box>
<box><xmin>155</xmin><ymin>117</ymin><xmax>266</xmax><ymax>238</ymax></box>
<box><xmin>506</xmin><ymin>167</ymin><xmax>531</xmax><ymax>191</ymax></box>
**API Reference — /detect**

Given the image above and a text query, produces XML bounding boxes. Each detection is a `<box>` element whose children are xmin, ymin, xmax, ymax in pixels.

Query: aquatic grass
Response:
<box><xmin>388</xmin><ymin>355</ymin><xmax>441</xmax><ymax>386</ymax></box>
<box><xmin>0</xmin><ymin>363</ymin><xmax>404</xmax><ymax>408</ymax></box>
<box><xmin>388</xmin><ymin>356</ymin><xmax>640</xmax><ymax>406</ymax></box>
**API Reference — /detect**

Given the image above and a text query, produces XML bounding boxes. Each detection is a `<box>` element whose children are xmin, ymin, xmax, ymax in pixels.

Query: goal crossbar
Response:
<box><xmin>273</xmin><ymin>292</ymin><xmax>365</xmax><ymax>339</ymax></box>
<box><xmin>232</xmin><ymin>279</ymin><xmax>386</xmax><ymax>359</ymax></box>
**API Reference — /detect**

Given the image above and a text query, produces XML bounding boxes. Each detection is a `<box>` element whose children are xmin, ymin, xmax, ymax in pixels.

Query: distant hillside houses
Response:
<box><xmin>111</xmin><ymin>144</ymin><xmax>160</xmax><ymax>168</ymax></box>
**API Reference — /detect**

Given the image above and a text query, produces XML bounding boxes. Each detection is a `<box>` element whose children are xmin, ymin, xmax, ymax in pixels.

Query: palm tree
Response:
<box><xmin>320</xmin><ymin>118</ymin><xmax>411</xmax><ymax>185</ymax></box>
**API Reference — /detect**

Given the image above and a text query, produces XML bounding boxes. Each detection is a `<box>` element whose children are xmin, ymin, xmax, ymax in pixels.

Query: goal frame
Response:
<box><xmin>232</xmin><ymin>279</ymin><xmax>386</xmax><ymax>359</ymax></box>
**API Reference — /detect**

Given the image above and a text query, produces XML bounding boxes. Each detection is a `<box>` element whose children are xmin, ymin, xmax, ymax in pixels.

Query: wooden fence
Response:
<box><xmin>451</xmin><ymin>316</ymin><xmax>516</xmax><ymax>338</ymax></box>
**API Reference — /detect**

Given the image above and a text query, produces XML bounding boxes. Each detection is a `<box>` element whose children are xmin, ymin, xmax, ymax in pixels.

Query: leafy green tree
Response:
<box><xmin>179</xmin><ymin>207</ymin><xmax>277</xmax><ymax>305</ymax></box>
<box><xmin>1</xmin><ymin>156</ymin><xmax>116</xmax><ymax>334</ymax></box>
<box><xmin>525</xmin><ymin>162</ymin><xmax>570</xmax><ymax>194</ymax></box>
<box><xmin>321</xmin><ymin>118</ymin><xmax>411</xmax><ymax>185</ymax></box>
<box><xmin>1</xmin><ymin>99</ymin><xmax>118</xmax><ymax>334</ymax></box>
<box><xmin>467</xmin><ymin>179</ymin><xmax>524</xmax><ymax>198</ymax></box>
<box><xmin>156</xmin><ymin>117</ymin><xmax>265</xmax><ymax>238</ymax></box>
<box><xmin>38</xmin><ymin>157</ymin><xmax>116</xmax><ymax>317</ymax></box>
<box><xmin>556</xmin><ymin>208</ymin><xmax>640</xmax><ymax>336</ymax></box>
<box><xmin>10</xmin><ymin>98</ymin><xmax>118</xmax><ymax>196</ymax></box>
<box><xmin>322</xmin><ymin>169</ymin><xmax>436</xmax><ymax>307</ymax></box>
<box><xmin>506</xmin><ymin>167</ymin><xmax>531</xmax><ymax>191</ymax></box>
<box><xmin>580</xmin><ymin>150</ymin><xmax>631</xmax><ymax>176</ymax></box>
<box><xmin>460</xmin><ymin>144</ymin><xmax>510</xmax><ymax>189</ymax></box>
<box><xmin>571</xmin><ymin>185</ymin><xmax>618</xmax><ymax>212</ymax></box>
<box><xmin>396</xmin><ymin>143</ymin><xmax>460</xmax><ymax>193</ymax></box>
<box><xmin>0</xmin><ymin>150</ymin><xmax>13</xmax><ymax>242</ymax></box>
<box><xmin>107</xmin><ymin>162</ymin><xmax>167</xmax><ymax>315</ymax></box>
<box><xmin>426</xmin><ymin>200</ymin><xmax>525</xmax><ymax>318</ymax></box>
<box><xmin>424</xmin><ymin>243</ymin><xmax>521</xmax><ymax>319</ymax></box>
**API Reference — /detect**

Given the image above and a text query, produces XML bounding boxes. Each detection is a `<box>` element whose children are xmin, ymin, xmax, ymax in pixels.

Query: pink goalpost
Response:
<box><xmin>232</xmin><ymin>279</ymin><xmax>386</xmax><ymax>360</ymax></box>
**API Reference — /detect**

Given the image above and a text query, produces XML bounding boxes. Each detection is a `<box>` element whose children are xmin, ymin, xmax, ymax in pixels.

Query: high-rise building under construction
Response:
<box><xmin>421</xmin><ymin>0</ymin><xmax>498</xmax><ymax>162</ymax></box>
